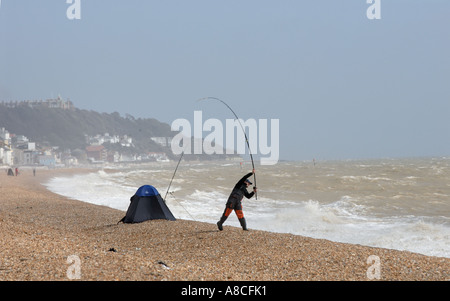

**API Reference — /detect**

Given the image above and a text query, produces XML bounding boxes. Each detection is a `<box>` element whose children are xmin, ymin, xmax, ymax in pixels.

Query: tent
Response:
<box><xmin>7</xmin><ymin>168</ymin><xmax>14</xmax><ymax>176</ymax></box>
<box><xmin>119</xmin><ymin>185</ymin><xmax>176</xmax><ymax>223</ymax></box>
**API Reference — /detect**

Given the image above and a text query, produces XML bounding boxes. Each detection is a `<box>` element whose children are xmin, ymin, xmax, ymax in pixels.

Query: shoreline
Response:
<box><xmin>0</xmin><ymin>168</ymin><xmax>448</xmax><ymax>281</ymax></box>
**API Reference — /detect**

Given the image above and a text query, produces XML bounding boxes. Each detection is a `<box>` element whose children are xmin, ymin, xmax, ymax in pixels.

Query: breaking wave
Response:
<box><xmin>45</xmin><ymin>159</ymin><xmax>450</xmax><ymax>258</ymax></box>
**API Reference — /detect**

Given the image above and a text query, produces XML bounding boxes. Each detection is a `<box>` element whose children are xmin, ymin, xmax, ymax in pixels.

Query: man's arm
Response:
<box><xmin>235</xmin><ymin>172</ymin><xmax>254</xmax><ymax>188</ymax></box>
<box><xmin>244</xmin><ymin>190</ymin><xmax>255</xmax><ymax>199</ymax></box>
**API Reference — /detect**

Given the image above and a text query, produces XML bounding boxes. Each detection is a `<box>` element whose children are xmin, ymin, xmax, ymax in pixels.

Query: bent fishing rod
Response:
<box><xmin>198</xmin><ymin>97</ymin><xmax>257</xmax><ymax>199</ymax></box>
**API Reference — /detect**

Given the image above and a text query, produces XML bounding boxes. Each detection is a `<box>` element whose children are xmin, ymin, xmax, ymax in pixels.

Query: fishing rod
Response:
<box><xmin>163</xmin><ymin>151</ymin><xmax>197</xmax><ymax>221</ymax></box>
<box><xmin>198</xmin><ymin>97</ymin><xmax>257</xmax><ymax>199</ymax></box>
<box><xmin>164</xmin><ymin>151</ymin><xmax>184</xmax><ymax>202</ymax></box>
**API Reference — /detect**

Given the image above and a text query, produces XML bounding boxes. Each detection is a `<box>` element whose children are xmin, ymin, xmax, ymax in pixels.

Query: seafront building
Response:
<box><xmin>0</xmin><ymin>96</ymin><xmax>74</xmax><ymax>110</ymax></box>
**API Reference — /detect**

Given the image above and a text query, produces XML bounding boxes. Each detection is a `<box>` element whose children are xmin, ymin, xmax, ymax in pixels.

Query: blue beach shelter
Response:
<box><xmin>120</xmin><ymin>185</ymin><xmax>176</xmax><ymax>223</ymax></box>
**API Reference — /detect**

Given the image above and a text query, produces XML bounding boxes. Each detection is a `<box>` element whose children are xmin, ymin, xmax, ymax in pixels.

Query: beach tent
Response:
<box><xmin>119</xmin><ymin>185</ymin><xmax>176</xmax><ymax>223</ymax></box>
<box><xmin>7</xmin><ymin>168</ymin><xmax>14</xmax><ymax>176</ymax></box>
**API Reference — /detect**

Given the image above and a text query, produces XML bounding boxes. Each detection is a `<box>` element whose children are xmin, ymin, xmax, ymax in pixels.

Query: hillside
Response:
<box><xmin>0</xmin><ymin>105</ymin><xmax>174</xmax><ymax>153</ymax></box>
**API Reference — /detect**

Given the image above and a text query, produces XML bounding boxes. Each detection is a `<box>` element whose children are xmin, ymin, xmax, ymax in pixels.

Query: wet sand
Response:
<box><xmin>0</xmin><ymin>168</ymin><xmax>448</xmax><ymax>281</ymax></box>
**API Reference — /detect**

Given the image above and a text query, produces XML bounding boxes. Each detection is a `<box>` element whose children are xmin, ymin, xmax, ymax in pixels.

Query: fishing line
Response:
<box><xmin>168</xmin><ymin>192</ymin><xmax>197</xmax><ymax>222</ymax></box>
<box><xmin>198</xmin><ymin>97</ymin><xmax>257</xmax><ymax>199</ymax></box>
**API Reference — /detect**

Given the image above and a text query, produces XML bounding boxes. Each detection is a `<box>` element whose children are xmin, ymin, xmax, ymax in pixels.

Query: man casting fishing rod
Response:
<box><xmin>217</xmin><ymin>170</ymin><xmax>257</xmax><ymax>231</ymax></box>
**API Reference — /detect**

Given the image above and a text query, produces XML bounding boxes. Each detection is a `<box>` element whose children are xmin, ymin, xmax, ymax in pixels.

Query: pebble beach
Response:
<box><xmin>0</xmin><ymin>168</ymin><xmax>448</xmax><ymax>281</ymax></box>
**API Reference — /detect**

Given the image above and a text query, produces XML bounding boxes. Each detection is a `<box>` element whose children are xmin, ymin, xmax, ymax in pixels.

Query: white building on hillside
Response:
<box><xmin>0</xmin><ymin>146</ymin><xmax>13</xmax><ymax>165</ymax></box>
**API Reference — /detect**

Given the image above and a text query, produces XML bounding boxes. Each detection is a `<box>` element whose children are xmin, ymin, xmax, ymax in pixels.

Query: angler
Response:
<box><xmin>217</xmin><ymin>170</ymin><xmax>257</xmax><ymax>231</ymax></box>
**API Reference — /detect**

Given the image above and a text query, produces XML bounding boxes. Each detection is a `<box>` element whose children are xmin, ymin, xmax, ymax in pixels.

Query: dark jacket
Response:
<box><xmin>226</xmin><ymin>172</ymin><xmax>254</xmax><ymax>207</ymax></box>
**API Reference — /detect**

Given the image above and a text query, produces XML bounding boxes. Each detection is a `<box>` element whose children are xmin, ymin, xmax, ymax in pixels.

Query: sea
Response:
<box><xmin>44</xmin><ymin>157</ymin><xmax>450</xmax><ymax>258</ymax></box>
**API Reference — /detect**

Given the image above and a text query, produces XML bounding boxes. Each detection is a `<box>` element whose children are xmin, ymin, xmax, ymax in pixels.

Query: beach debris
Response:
<box><xmin>157</xmin><ymin>261</ymin><xmax>170</xmax><ymax>270</ymax></box>
<box><xmin>108</xmin><ymin>248</ymin><xmax>117</xmax><ymax>252</ymax></box>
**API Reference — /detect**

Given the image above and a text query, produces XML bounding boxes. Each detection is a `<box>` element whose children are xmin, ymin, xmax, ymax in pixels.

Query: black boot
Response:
<box><xmin>217</xmin><ymin>215</ymin><xmax>227</xmax><ymax>231</ymax></box>
<box><xmin>239</xmin><ymin>218</ymin><xmax>248</xmax><ymax>231</ymax></box>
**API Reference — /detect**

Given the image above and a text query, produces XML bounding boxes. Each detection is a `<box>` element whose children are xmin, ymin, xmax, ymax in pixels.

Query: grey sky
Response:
<box><xmin>0</xmin><ymin>1</ymin><xmax>449</xmax><ymax>161</ymax></box>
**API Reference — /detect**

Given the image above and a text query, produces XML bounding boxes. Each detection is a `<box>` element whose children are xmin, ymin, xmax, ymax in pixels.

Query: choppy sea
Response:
<box><xmin>44</xmin><ymin>157</ymin><xmax>450</xmax><ymax>258</ymax></box>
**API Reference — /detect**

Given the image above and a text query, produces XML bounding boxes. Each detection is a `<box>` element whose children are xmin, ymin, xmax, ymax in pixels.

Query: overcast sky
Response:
<box><xmin>0</xmin><ymin>1</ymin><xmax>449</xmax><ymax>161</ymax></box>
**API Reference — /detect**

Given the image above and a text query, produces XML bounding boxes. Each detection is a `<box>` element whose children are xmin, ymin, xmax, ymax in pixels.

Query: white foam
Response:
<box><xmin>44</xmin><ymin>168</ymin><xmax>450</xmax><ymax>258</ymax></box>
<box><xmin>45</xmin><ymin>171</ymin><xmax>135</xmax><ymax>211</ymax></box>
<box><xmin>248</xmin><ymin>198</ymin><xmax>450</xmax><ymax>258</ymax></box>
